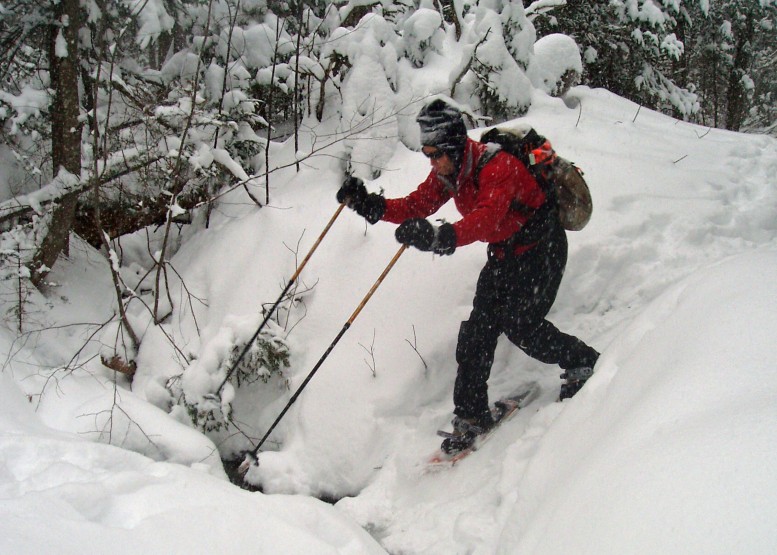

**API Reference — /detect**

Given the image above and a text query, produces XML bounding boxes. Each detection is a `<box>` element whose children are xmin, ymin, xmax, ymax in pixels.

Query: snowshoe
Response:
<box><xmin>427</xmin><ymin>382</ymin><xmax>540</xmax><ymax>469</ymax></box>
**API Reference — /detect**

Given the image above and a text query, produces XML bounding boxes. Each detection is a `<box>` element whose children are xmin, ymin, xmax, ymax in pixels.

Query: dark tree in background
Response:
<box><xmin>532</xmin><ymin>0</ymin><xmax>776</xmax><ymax>133</ymax></box>
<box><xmin>30</xmin><ymin>0</ymin><xmax>82</xmax><ymax>286</ymax></box>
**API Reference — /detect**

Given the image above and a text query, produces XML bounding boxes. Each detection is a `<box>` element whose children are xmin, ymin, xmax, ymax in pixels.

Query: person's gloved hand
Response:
<box><xmin>336</xmin><ymin>177</ymin><xmax>366</xmax><ymax>205</ymax></box>
<box><xmin>336</xmin><ymin>177</ymin><xmax>385</xmax><ymax>224</ymax></box>
<box><xmin>395</xmin><ymin>218</ymin><xmax>456</xmax><ymax>255</ymax></box>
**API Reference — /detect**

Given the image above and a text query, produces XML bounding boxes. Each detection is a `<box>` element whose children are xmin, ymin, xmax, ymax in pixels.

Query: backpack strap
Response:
<box><xmin>473</xmin><ymin>147</ymin><xmax>499</xmax><ymax>189</ymax></box>
<box><xmin>474</xmin><ymin>144</ymin><xmax>556</xmax><ymax>218</ymax></box>
<box><xmin>475</xmin><ymin>143</ymin><xmax>559</xmax><ymax>252</ymax></box>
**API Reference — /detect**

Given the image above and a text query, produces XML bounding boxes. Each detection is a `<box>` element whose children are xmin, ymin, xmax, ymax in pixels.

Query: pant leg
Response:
<box><xmin>453</xmin><ymin>259</ymin><xmax>504</xmax><ymax>419</ymax></box>
<box><xmin>513</xmin><ymin>320</ymin><xmax>600</xmax><ymax>369</ymax></box>
<box><xmin>502</xmin><ymin>223</ymin><xmax>599</xmax><ymax>369</ymax></box>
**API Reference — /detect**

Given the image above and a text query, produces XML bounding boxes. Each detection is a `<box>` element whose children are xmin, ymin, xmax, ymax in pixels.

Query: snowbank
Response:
<box><xmin>0</xmin><ymin>371</ymin><xmax>385</xmax><ymax>554</ymax></box>
<box><xmin>499</xmin><ymin>248</ymin><xmax>777</xmax><ymax>554</ymax></box>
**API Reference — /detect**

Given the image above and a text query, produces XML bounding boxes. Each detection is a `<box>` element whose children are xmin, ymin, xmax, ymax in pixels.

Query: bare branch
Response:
<box><xmin>358</xmin><ymin>328</ymin><xmax>378</xmax><ymax>377</ymax></box>
<box><xmin>451</xmin><ymin>29</ymin><xmax>491</xmax><ymax>98</ymax></box>
<box><xmin>404</xmin><ymin>325</ymin><xmax>428</xmax><ymax>372</ymax></box>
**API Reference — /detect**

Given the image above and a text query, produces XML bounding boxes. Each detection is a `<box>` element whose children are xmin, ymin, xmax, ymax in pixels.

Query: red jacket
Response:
<box><xmin>382</xmin><ymin>138</ymin><xmax>546</xmax><ymax>254</ymax></box>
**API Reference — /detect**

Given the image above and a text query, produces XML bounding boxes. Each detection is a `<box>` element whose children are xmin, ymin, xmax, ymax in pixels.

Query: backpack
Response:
<box><xmin>477</xmin><ymin>124</ymin><xmax>593</xmax><ymax>232</ymax></box>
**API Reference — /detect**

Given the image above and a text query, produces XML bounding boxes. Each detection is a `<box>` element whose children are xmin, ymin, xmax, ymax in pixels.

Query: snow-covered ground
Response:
<box><xmin>2</xmin><ymin>87</ymin><xmax>776</xmax><ymax>553</ymax></box>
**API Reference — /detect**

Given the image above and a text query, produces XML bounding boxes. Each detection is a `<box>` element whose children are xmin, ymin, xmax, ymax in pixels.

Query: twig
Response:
<box><xmin>153</xmin><ymin>0</ymin><xmax>216</xmax><ymax>323</ymax></box>
<box><xmin>451</xmin><ymin>29</ymin><xmax>491</xmax><ymax>98</ymax></box>
<box><xmin>633</xmin><ymin>105</ymin><xmax>642</xmax><ymax>123</ymax></box>
<box><xmin>404</xmin><ymin>325</ymin><xmax>428</xmax><ymax>371</ymax></box>
<box><xmin>672</xmin><ymin>154</ymin><xmax>688</xmax><ymax>164</ymax></box>
<box><xmin>16</xmin><ymin>246</ymin><xmax>24</xmax><ymax>333</ymax></box>
<box><xmin>576</xmin><ymin>100</ymin><xmax>583</xmax><ymax>128</ymax></box>
<box><xmin>358</xmin><ymin>329</ymin><xmax>378</xmax><ymax>377</ymax></box>
<box><xmin>79</xmin><ymin>381</ymin><xmax>162</xmax><ymax>456</ymax></box>
<box><xmin>165</xmin><ymin>261</ymin><xmax>208</xmax><ymax>337</ymax></box>
<box><xmin>281</xmin><ymin>231</ymin><xmax>306</xmax><ymax>331</ymax></box>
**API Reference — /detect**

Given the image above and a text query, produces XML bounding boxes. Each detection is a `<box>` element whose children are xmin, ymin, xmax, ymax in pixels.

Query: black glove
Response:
<box><xmin>395</xmin><ymin>219</ymin><xmax>456</xmax><ymax>255</ymax></box>
<box><xmin>336</xmin><ymin>176</ymin><xmax>366</xmax><ymax>205</ymax></box>
<box><xmin>434</xmin><ymin>222</ymin><xmax>457</xmax><ymax>255</ymax></box>
<box><xmin>336</xmin><ymin>177</ymin><xmax>385</xmax><ymax>224</ymax></box>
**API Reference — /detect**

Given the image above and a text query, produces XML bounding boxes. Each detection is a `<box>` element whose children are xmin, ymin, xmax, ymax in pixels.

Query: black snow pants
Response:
<box><xmin>453</xmin><ymin>221</ymin><xmax>599</xmax><ymax>420</ymax></box>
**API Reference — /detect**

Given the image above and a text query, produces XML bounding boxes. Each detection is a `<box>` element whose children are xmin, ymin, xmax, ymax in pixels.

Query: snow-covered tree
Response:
<box><xmin>0</xmin><ymin>0</ymin><xmax>278</xmax><ymax>280</ymax></box>
<box><xmin>527</xmin><ymin>33</ymin><xmax>583</xmax><ymax>97</ymax></box>
<box><xmin>0</xmin><ymin>0</ymin><xmax>83</xmax><ymax>285</ymax></box>
<box><xmin>532</xmin><ymin>0</ymin><xmax>701</xmax><ymax>117</ymax></box>
<box><xmin>458</xmin><ymin>1</ymin><xmax>537</xmax><ymax>119</ymax></box>
<box><xmin>681</xmin><ymin>0</ymin><xmax>776</xmax><ymax>132</ymax></box>
<box><xmin>399</xmin><ymin>7</ymin><xmax>444</xmax><ymax>67</ymax></box>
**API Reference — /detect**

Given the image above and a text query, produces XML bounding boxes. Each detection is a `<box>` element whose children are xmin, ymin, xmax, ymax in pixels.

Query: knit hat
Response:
<box><xmin>416</xmin><ymin>99</ymin><xmax>468</xmax><ymax>167</ymax></box>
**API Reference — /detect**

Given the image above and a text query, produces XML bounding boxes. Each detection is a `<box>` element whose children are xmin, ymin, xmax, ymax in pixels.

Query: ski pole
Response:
<box><xmin>216</xmin><ymin>203</ymin><xmax>346</xmax><ymax>395</ymax></box>
<box><xmin>239</xmin><ymin>244</ymin><xmax>408</xmax><ymax>473</ymax></box>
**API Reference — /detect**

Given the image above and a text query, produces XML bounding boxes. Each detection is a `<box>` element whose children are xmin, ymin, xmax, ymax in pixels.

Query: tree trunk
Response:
<box><xmin>73</xmin><ymin>188</ymin><xmax>204</xmax><ymax>248</ymax></box>
<box><xmin>31</xmin><ymin>0</ymin><xmax>82</xmax><ymax>287</ymax></box>
<box><xmin>437</xmin><ymin>0</ymin><xmax>461</xmax><ymax>40</ymax></box>
<box><xmin>725</xmin><ymin>10</ymin><xmax>755</xmax><ymax>131</ymax></box>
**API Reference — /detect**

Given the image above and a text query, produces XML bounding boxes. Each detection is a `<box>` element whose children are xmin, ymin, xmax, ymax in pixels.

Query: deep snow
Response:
<box><xmin>2</xmin><ymin>87</ymin><xmax>777</xmax><ymax>553</ymax></box>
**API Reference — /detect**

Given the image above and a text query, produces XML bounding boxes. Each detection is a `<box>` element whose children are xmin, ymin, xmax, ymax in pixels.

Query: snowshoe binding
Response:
<box><xmin>439</xmin><ymin>408</ymin><xmax>503</xmax><ymax>455</ymax></box>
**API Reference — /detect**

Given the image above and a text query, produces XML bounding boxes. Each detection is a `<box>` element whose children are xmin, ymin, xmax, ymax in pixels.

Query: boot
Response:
<box><xmin>440</xmin><ymin>410</ymin><xmax>499</xmax><ymax>454</ymax></box>
<box><xmin>559</xmin><ymin>366</ymin><xmax>594</xmax><ymax>401</ymax></box>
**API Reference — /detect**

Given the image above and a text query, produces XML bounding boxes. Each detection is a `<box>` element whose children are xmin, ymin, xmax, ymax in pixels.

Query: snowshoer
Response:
<box><xmin>337</xmin><ymin>98</ymin><xmax>599</xmax><ymax>454</ymax></box>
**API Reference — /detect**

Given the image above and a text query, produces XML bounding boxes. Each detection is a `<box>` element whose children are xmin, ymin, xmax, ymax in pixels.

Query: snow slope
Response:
<box><xmin>0</xmin><ymin>287</ymin><xmax>384</xmax><ymax>554</ymax></box>
<box><xmin>502</xmin><ymin>248</ymin><xmax>777</xmax><ymax>554</ymax></box>
<box><xmin>2</xmin><ymin>87</ymin><xmax>776</xmax><ymax>553</ymax></box>
<box><xmin>0</xmin><ymin>368</ymin><xmax>384</xmax><ymax>554</ymax></box>
<box><xmin>333</xmin><ymin>90</ymin><xmax>777</xmax><ymax>554</ymax></box>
